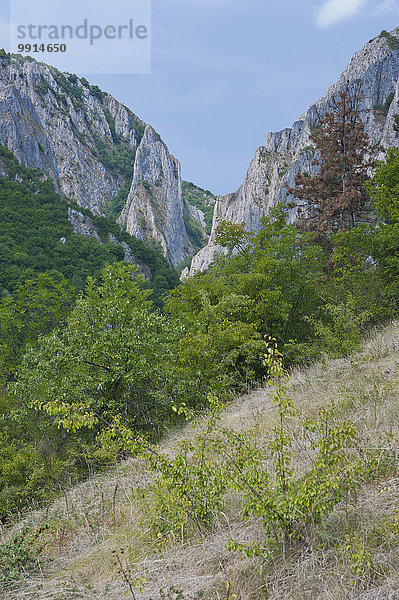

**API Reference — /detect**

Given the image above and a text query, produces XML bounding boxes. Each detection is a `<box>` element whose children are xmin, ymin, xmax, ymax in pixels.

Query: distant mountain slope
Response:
<box><xmin>0</xmin><ymin>145</ymin><xmax>179</xmax><ymax>306</ymax></box>
<box><xmin>189</xmin><ymin>27</ymin><xmax>399</xmax><ymax>274</ymax></box>
<box><xmin>0</xmin><ymin>53</ymin><xmax>212</xmax><ymax>266</ymax></box>
<box><xmin>182</xmin><ymin>181</ymin><xmax>216</xmax><ymax>235</ymax></box>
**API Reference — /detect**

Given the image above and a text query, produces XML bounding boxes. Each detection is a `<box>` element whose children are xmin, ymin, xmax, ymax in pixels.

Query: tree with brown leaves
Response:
<box><xmin>286</xmin><ymin>86</ymin><xmax>375</xmax><ymax>236</ymax></box>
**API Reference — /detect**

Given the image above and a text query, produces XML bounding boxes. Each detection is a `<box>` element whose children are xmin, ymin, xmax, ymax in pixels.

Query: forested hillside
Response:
<box><xmin>0</xmin><ymin>144</ymin><xmax>179</xmax><ymax>300</ymax></box>
<box><xmin>0</xmin><ymin>32</ymin><xmax>399</xmax><ymax>600</ymax></box>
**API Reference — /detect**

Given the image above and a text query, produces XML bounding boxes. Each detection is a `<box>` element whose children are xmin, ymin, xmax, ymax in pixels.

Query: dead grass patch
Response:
<box><xmin>2</xmin><ymin>321</ymin><xmax>399</xmax><ymax>600</ymax></box>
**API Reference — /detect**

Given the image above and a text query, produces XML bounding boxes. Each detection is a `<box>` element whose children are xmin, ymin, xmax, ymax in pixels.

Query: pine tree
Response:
<box><xmin>286</xmin><ymin>86</ymin><xmax>375</xmax><ymax>235</ymax></box>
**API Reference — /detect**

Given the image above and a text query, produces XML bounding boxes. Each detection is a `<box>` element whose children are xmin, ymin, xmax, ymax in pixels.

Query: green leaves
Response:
<box><xmin>13</xmin><ymin>263</ymin><xmax>209</xmax><ymax>444</ymax></box>
<box><xmin>0</xmin><ymin>273</ymin><xmax>75</xmax><ymax>383</ymax></box>
<box><xmin>14</xmin><ymin>265</ymin><xmax>155</xmax><ymax>432</ymax></box>
<box><xmin>329</xmin><ymin>148</ymin><xmax>399</xmax><ymax>322</ymax></box>
<box><xmin>144</xmin><ymin>339</ymin><xmax>368</xmax><ymax>556</ymax></box>
<box><xmin>168</xmin><ymin>205</ymin><xmax>327</xmax><ymax>370</ymax></box>
<box><xmin>0</xmin><ymin>525</ymin><xmax>49</xmax><ymax>584</ymax></box>
<box><xmin>339</xmin><ymin>147</ymin><xmax>398</xmax><ymax>222</ymax></box>
<box><xmin>145</xmin><ymin>395</ymin><xmax>228</xmax><ymax>535</ymax></box>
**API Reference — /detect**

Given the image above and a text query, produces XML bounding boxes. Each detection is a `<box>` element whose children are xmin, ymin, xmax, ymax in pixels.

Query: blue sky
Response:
<box><xmin>1</xmin><ymin>0</ymin><xmax>399</xmax><ymax>194</ymax></box>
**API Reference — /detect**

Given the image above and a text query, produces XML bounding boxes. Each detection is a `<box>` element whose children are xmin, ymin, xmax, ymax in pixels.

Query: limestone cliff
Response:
<box><xmin>0</xmin><ymin>55</ymin><xmax>144</xmax><ymax>213</ymax></box>
<box><xmin>0</xmin><ymin>54</ymin><xmax>204</xmax><ymax>266</ymax></box>
<box><xmin>189</xmin><ymin>27</ymin><xmax>399</xmax><ymax>274</ymax></box>
<box><xmin>117</xmin><ymin>126</ymin><xmax>192</xmax><ymax>266</ymax></box>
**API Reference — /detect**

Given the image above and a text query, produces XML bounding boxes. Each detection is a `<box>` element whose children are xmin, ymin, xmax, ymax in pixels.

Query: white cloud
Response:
<box><xmin>315</xmin><ymin>0</ymin><xmax>367</xmax><ymax>27</ymax></box>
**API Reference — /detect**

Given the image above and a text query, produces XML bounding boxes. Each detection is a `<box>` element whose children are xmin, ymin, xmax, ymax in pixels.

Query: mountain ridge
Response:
<box><xmin>187</xmin><ymin>27</ymin><xmax>399</xmax><ymax>276</ymax></box>
<box><xmin>0</xmin><ymin>54</ymin><xmax>210</xmax><ymax>266</ymax></box>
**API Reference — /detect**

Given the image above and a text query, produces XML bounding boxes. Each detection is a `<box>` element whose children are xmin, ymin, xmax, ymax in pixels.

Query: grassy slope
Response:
<box><xmin>3</xmin><ymin>321</ymin><xmax>399</xmax><ymax>600</ymax></box>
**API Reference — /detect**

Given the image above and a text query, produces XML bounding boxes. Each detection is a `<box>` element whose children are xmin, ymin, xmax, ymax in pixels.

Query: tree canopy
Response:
<box><xmin>286</xmin><ymin>86</ymin><xmax>375</xmax><ymax>235</ymax></box>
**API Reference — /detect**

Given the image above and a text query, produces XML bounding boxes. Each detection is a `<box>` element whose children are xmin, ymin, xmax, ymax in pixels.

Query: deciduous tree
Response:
<box><xmin>286</xmin><ymin>86</ymin><xmax>375</xmax><ymax>235</ymax></box>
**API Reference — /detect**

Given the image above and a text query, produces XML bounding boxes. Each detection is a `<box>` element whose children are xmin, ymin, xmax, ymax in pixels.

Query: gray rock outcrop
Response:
<box><xmin>117</xmin><ymin>125</ymin><xmax>192</xmax><ymax>266</ymax></box>
<box><xmin>185</xmin><ymin>202</ymin><xmax>207</xmax><ymax>231</ymax></box>
<box><xmin>68</xmin><ymin>208</ymin><xmax>102</xmax><ymax>241</ymax></box>
<box><xmin>189</xmin><ymin>28</ymin><xmax>399</xmax><ymax>274</ymax></box>
<box><xmin>0</xmin><ymin>55</ymin><xmax>202</xmax><ymax>266</ymax></box>
<box><xmin>0</xmin><ymin>56</ymin><xmax>143</xmax><ymax>214</ymax></box>
<box><xmin>68</xmin><ymin>208</ymin><xmax>151</xmax><ymax>279</ymax></box>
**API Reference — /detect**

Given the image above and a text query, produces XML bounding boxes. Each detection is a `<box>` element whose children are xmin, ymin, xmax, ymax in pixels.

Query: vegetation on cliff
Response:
<box><xmin>0</xmin><ymin>144</ymin><xmax>178</xmax><ymax>303</ymax></box>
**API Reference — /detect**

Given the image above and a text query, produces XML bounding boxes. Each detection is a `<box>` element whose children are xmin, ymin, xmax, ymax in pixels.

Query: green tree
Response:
<box><xmin>13</xmin><ymin>263</ymin><xmax>195</xmax><ymax>439</ymax></box>
<box><xmin>315</xmin><ymin>148</ymin><xmax>399</xmax><ymax>338</ymax></box>
<box><xmin>365</xmin><ymin>147</ymin><xmax>399</xmax><ymax>300</ymax></box>
<box><xmin>168</xmin><ymin>206</ymin><xmax>326</xmax><ymax>368</ymax></box>
<box><xmin>0</xmin><ymin>273</ymin><xmax>75</xmax><ymax>383</ymax></box>
<box><xmin>366</xmin><ymin>147</ymin><xmax>399</xmax><ymax>224</ymax></box>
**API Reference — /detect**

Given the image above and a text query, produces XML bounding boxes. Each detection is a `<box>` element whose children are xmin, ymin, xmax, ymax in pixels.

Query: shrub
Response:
<box><xmin>378</xmin><ymin>30</ymin><xmax>399</xmax><ymax>50</ymax></box>
<box><xmin>144</xmin><ymin>340</ymin><xmax>375</xmax><ymax>558</ymax></box>
<box><xmin>0</xmin><ymin>525</ymin><xmax>48</xmax><ymax>584</ymax></box>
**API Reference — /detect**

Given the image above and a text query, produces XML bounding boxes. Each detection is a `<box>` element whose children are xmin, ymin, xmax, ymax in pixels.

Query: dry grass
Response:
<box><xmin>2</xmin><ymin>321</ymin><xmax>399</xmax><ymax>600</ymax></box>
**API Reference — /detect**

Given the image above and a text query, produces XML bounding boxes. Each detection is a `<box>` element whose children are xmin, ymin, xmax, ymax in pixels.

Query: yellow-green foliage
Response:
<box><xmin>1</xmin><ymin>321</ymin><xmax>399</xmax><ymax>600</ymax></box>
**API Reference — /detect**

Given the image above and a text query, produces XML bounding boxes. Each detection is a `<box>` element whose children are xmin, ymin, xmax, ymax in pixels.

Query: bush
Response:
<box><xmin>0</xmin><ymin>525</ymin><xmax>48</xmax><ymax>584</ymax></box>
<box><xmin>378</xmin><ymin>30</ymin><xmax>399</xmax><ymax>50</ymax></box>
<box><xmin>144</xmin><ymin>341</ymin><xmax>377</xmax><ymax>557</ymax></box>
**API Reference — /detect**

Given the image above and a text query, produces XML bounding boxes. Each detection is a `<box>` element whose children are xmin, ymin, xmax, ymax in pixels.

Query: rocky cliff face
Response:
<box><xmin>189</xmin><ymin>28</ymin><xmax>399</xmax><ymax>275</ymax></box>
<box><xmin>0</xmin><ymin>55</ymin><xmax>202</xmax><ymax>266</ymax></box>
<box><xmin>0</xmin><ymin>56</ymin><xmax>142</xmax><ymax>213</ymax></box>
<box><xmin>117</xmin><ymin>125</ymin><xmax>191</xmax><ymax>266</ymax></box>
